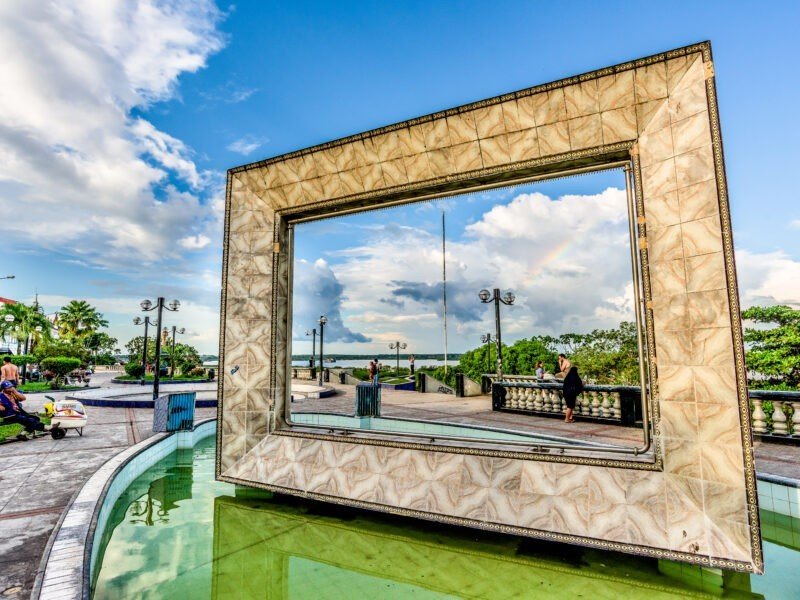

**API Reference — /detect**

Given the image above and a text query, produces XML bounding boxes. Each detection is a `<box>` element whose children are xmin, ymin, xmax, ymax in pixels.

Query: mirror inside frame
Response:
<box><xmin>286</xmin><ymin>164</ymin><xmax>654</xmax><ymax>459</ymax></box>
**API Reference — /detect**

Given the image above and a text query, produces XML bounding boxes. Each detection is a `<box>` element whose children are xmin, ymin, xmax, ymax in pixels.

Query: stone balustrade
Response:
<box><xmin>489</xmin><ymin>377</ymin><xmax>800</xmax><ymax>441</ymax></box>
<box><xmin>491</xmin><ymin>380</ymin><xmax>642</xmax><ymax>426</ymax></box>
<box><xmin>749</xmin><ymin>389</ymin><xmax>800</xmax><ymax>439</ymax></box>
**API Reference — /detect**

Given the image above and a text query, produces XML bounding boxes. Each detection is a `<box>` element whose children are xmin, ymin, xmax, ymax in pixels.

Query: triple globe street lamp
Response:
<box><xmin>138</xmin><ymin>297</ymin><xmax>180</xmax><ymax>400</ymax></box>
<box><xmin>317</xmin><ymin>315</ymin><xmax>327</xmax><ymax>386</ymax></box>
<box><xmin>305</xmin><ymin>328</ymin><xmax>317</xmax><ymax>370</ymax></box>
<box><xmin>478</xmin><ymin>288</ymin><xmax>515</xmax><ymax>378</ymax></box>
<box><xmin>480</xmin><ymin>333</ymin><xmax>495</xmax><ymax>374</ymax></box>
<box><xmin>388</xmin><ymin>341</ymin><xmax>407</xmax><ymax>373</ymax></box>
<box><xmin>166</xmin><ymin>326</ymin><xmax>186</xmax><ymax>377</ymax></box>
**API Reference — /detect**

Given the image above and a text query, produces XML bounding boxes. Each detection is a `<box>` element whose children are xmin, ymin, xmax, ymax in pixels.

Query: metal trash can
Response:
<box><xmin>153</xmin><ymin>391</ymin><xmax>197</xmax><ymax>432</ymax></box>
<box><xmin>355</xmin><ymin>383</ymin><xmax>381</xmax><ymax>417</ymax></box>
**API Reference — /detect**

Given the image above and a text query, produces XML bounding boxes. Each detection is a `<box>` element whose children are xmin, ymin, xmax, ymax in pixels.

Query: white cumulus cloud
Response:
<box><xmin>226</xmin><ymin>135</ymin><xmax>268</xmax><ymax>156</ymax></box>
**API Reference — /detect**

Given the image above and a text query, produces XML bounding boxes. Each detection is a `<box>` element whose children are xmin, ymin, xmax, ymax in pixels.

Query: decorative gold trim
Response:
<box><xmin>215</xmin><ymin>171</ymin><xmax>233</xmax><ymax>476</ymax></box>
<box><xmin>271</xmin><ymin>428</ymin><xmax>659</xmax><ymax>470</ymax></box>
<box><xmin>217</xmin><ymin>472</ymin><xmax>757</xmax><ymax>573</ymax></box>
<box><xmin>702</xmin><ymin>51</ymin><xmax>763</xmax><ymax>573</ymax></box>
<box><xmin>229</xmin><ymin>42</ymin><xmax>710</xmax><ymax>175</ymax></box>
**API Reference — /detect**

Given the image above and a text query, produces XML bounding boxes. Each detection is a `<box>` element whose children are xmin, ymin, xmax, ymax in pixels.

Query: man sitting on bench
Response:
<box><xmin>0</xmin><ymin>380</ymin><xmax>53</xmax><ymax>439</ymax></box>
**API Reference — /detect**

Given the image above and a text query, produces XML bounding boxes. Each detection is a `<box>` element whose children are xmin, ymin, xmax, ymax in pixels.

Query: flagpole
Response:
<box><xmin>442</xmin><ymin>210</ymin><xmax>448</xmax><ymax>373</ymax></box>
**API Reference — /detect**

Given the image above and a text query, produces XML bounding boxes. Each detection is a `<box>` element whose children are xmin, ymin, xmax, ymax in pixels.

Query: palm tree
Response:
<box><xmin>0</xmin><ymin>302</ymin><xmax>53</xmax><ymax>354</ymax></box>
<box><xmin>57</xmin><ymin>300</ymin><xmax>108</xmax><ymax>340</ymax></box>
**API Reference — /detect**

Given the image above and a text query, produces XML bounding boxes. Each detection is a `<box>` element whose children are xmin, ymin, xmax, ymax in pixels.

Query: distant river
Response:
<box><xmin>291</xmin><ymin>359</ymin><xmax>450</xmax><ymax>369</ymax></box>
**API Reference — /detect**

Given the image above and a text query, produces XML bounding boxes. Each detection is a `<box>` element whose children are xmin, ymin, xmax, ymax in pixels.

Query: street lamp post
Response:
<box><xmin>133</xmin><ymin>316</ymin><xmax>156</xmax><ymax>385</ymax></box>
<box><xmin>140</xmin><ymin>298</ymin><xmax>180</xmax><ymax>400</ymax></box>
<box><xmin>478</xmin><ymin>288</ymin><xmax>515</xmax><ymax>378</ymax></box>
<box><xmin>317</xmin><ymin>315</ymin><xmax>327</xmax><ymax>386</ymax></box>
<box><xmin>388</xmin><ymin>341</ymin><xmax>407</xmax><ymax>374</ymax></box>
<box><xmin>305</xmin><ymin>329</ymin><xmax>317</xmax><ymax>369</ymax></box>
<box><xmin>2</xmin><ymin>314</ymin><xmax>14</xmax><ymax>358</ymax></box>
<box><xmin>480</xmin><ymin>333</ymin><xmax>494</xmax><ymax>373</ymax></box>
<box><xmin>169</xmin><ymin>326</ymin><xmax>186</xmax><ymax>376</ymax></box>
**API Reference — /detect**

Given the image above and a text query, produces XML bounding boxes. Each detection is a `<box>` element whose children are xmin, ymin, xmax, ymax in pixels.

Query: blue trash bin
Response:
<box><xmin>153</xmin><ymin>392</ymin><xmax>196</xmax><ymax>432</ymax></box>
<box><xmin>355</xmin><ymin>383</ymin><xmax>381</xmax><ymax>417</ymax></box>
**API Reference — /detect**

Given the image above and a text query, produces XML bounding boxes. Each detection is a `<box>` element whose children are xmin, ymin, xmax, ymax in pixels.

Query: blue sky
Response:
<box><xmin>0</xmin><ymin>1</ymin><xmax>797</xmax><ymax>353</ymax></box>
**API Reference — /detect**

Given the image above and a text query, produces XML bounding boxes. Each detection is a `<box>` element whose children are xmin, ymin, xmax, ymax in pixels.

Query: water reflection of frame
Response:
<box><xmin>211</xmin><ymin>495</ymin><xmax>716</xmax><ymax>599</ymax></box>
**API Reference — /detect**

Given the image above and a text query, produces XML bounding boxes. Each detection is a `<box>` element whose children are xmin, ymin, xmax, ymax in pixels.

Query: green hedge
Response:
<box><xmin>3</xmin><ymin>354</ymin><xmax>35</xmax><ymax>367</ymax></box>
<box><xmin>40</xmin><ymin>356</ymin><xmax>81</xmax><ymax>376</ymax></box>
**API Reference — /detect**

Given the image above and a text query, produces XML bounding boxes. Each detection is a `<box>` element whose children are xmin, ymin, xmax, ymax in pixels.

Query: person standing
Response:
<box><xmin>368</xmin><ymin>360</ymin><xmax>377</xmax><ymax>385</ymax></box>
<box><xmin>557</xmin><ymin>353</ymin><xmax>572</xmax><ymax>378</ymax></box>
<box><xmin>562</xmin><ymin>366</ymin><xmax>584</xmax><ymax>424</ymax></box>
<box><xmin>1</xmin><ymin>356</ymin><xmax>19</xmax><ymax>386</ymax></box>
<box><xmin>373</xmin><ymin>358</ymin><xmax>381</xmax><ymax>384</ymax></box>
<box><xmin>409</xmin><ymin>355</ymin><xmax>415</xmax><ymax>375</ymax></box>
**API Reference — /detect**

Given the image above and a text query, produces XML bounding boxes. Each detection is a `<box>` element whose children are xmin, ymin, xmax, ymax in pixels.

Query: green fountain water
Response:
<box><xmin>91</xmin><ymin>436</ymin><xmax>799</xmax><ymax>599</ymax></box>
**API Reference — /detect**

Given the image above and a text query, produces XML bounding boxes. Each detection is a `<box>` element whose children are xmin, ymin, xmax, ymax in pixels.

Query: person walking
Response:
<box><xmin>1</xmin><ymin>356</ymin><xmax>19</xmax><ymax>386</ymax></box>
<box><xmin>562</xmin><ymin>366</ymin><xmax>584</xmax><ymax>424</ymax></box>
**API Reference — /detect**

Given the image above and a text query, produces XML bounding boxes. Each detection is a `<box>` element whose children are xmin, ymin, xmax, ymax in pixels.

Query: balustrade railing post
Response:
<box><xmin>751</xmin><ymin>398</ymin><xmax>767</xmax><ymax>434</ymax></box>
<box><xmin>772</xmin><ymin>401</ymin><xmax>788</xmax><ymax>435</ymax></box>
<box><xmin>792</xmin><ymin>402</ymin><xmax>800</xmax><ymax>436</ymax></box>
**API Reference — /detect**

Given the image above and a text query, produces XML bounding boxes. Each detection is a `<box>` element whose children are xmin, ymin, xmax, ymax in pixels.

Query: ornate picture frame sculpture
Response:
<box><xmin>217</xmin><ymin>42</ymin><xmax>761</xmax><ymax>572</ymax></box>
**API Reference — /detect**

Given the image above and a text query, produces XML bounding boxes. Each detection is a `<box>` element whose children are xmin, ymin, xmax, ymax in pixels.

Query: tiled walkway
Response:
<box><xmin>0</xmin><ymin>375</ymin><xmax>216</xmax><ymax>598</ymax></box>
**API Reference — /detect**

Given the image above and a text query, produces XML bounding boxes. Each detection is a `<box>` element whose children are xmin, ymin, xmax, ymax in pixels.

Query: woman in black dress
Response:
<box><xmin>562</xmin><ymin>366</ymin><xmax>583</xmax><ymax>423</ymax></box>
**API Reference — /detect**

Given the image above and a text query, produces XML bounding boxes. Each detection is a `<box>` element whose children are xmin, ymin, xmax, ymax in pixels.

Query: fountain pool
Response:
<box><xmin>89</xmin><ymin>435</ymin><xmax>799</xmax><ymax>599</ymax></box>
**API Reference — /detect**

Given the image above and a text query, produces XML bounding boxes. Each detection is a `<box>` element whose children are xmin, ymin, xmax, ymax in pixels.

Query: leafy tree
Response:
<box><xmin>505</xmin><ymin>337</ymin><xmax>559</xmax><ymax>378</ymax></box>
<box><xmin>569</xmin><ymin>322</ymin><xmax>640</xmax><ymax>385</ymax></box>
<box><xmin>165</xmin><ymin>342</ymin><xmax>201</xmax><ymax>375</ymax></box>
<box><xmin>84</xmin><ymin>332</ymin><xmax>118</xmax><ymax>357</ymax></box>
<box><xmin>124</xmin><ymin>336</ymin><xmax>201</xmax><ymax>375</ymax></box>
<box><xmin>57</xmin><ymin>300</ymin><xmax>108</xmax><ymax>340</ymax></box>
<box><xmin>125</xmin><ymin>336</ymin><xmax>156</xmax><ymax>364</ymax></box>
<box><xmin>35</xmin><ymin>338</ymin><xmax>91</xmax><ymax>364</ymax></box>
<box><xmin>743</xmin><ymin>305</ymin><xmax>800</xmax><ymax>389</ymax></box>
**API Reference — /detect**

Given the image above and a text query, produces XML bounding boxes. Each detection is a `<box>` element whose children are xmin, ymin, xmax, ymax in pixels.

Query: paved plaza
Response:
<box><xmin>0</xmin><ymin>375</ymin><xmax>798</xmax><ymax>597</ymax></box>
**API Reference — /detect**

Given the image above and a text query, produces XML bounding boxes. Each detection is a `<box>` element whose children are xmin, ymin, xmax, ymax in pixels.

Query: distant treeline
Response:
<box><xmin>292</xmin><ymin>354</ymin><xmax>460</xmax><ymax>361</ymax></box>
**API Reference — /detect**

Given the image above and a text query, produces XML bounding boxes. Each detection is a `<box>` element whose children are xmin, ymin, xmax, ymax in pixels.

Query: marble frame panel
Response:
<box><xmin>217</xmin><ymin>42</ymin><xmax>761</xmax><ymax>572</ymax></box>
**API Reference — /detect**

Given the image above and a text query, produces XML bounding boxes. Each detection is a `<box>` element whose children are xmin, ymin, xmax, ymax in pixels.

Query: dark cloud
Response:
<box><xmin>389</xmin><ymin>280</ymin><xmax>484</xmax><ymax>322</ymax></box>
<box><xmin>292</xmin><ymin>260</ymin><xmax>370</xmax><ymax>343</ymax></box>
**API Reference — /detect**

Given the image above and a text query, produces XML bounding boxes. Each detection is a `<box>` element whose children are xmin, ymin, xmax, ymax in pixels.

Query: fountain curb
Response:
<box><xmin>33</xmin><ymin>419</ymin><xmax>216</xmax><ymax>600</ymax></box>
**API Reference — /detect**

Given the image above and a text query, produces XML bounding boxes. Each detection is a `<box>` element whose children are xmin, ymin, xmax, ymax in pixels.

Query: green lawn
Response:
<box><xmin>18</xmin><ymin>382</ymin><xmax>84</xmax><ymax>393</ymax></box>
<box><xmin>115</xmin><ymin>375</ymin><xmax>208</xmax><ymax>381</ymax></box>
<box><xmin>0</xmin><ymin>414</ymin><xmax>51</xmax><ymax>440</ymax></box>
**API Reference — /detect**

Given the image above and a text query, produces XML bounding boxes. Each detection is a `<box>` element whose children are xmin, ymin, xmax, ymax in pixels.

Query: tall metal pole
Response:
<box><xmin>171</xmin><ymin>327</ymin><xmax>177</xmax><ymax>377</ymax></box>
<box><xmin>152</xmin><ymin>298</ymin><xmax>164</xmax><ymax>401</ymax></box>
<box><xmin>396</xmin><ymin>343</ymin><xmax>400</xmax><ymax>373</ymax></box>
<box><xmin>318</xmin><ymin>319</ymin><xmax>325</xmax><ymax>386</ymax></box>
<box><xmin>141</xmin><ymin>319</ymin><xmax>149</xmax><ymax>386</ymax></box>
<box><xmin>493</xmin><ymin>288</ymin><xmax>503</xmax><ymax>379</ymax></box>
<box><xmin>311</xmin><ymin>330</ymin><xmax>316</xmax><ymax>368</ymax></box>
<box><xmin>442</xmin><ymin>211</ymin><xmax>449</xmax><ymax>373</ymax></box>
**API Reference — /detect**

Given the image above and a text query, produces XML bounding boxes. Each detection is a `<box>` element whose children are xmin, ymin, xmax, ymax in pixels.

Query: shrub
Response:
<box><xmin>40</xmin><ymin>357</ymin><xmax>81</xmax><ymax>385</ymax></box>
<box><xmin>125</xmin><ymin>362</ymin><xmax>145</xmax><ymax>378</ymax></box>
<box><xmin>5</xmin><ymin>354</ymin><xmax>35</xmax><ymax>367</ymax></box>
<box><xmin>188</xmin><ymin>367</ymin><xmax>206</xmax><ymax>378</ymax></box>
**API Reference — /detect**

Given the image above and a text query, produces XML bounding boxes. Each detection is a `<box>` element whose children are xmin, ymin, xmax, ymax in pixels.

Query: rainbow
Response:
<box><xmin>520</xmin><ymin>234</ymin><xmax>579</xmax><ymax>289</ymax></box>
